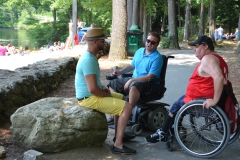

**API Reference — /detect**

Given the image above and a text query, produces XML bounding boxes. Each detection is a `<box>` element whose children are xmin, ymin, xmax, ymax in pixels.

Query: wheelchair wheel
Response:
<box><xmin>131</xmin><ymin>124</ymin><xmax>143</xmax><ymax>135</ymax></box>
<box><xmin>147</xmin><ymin>107</ymin><xmax>167</xmax><ymax>132</ymax></box>
<box><xmin>228</xmin><ymin>122</ymin><xmax>240</xmax><ymax>144</ymax></box>
<box><xmin>174</xmin><ymin>100</ymin><xmax>230</xmax><ymax>158</ymax></box>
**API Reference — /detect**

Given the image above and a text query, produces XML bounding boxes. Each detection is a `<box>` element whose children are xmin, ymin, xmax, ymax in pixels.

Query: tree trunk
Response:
<box><xmin>234</xmin><ymin>13</ymin><xmax>240</xmax><ymax>54</ymax></box>
<box><xmin>168</xmin><ymin>0</ymin><xmax>180</xmax><ymax>49</ymax></box>
<box><xmin>199</xmin><ymin>1</ymin><xmax>205</xmax><ymax>35</ymax></box>
<box><xmin>238</xmin><ymin>13</ymin><xmax>240</xmax><ymax>40</ymax></box>
<box><xmin>209</xmin><ymin>0</ymin><xmax>216</xmax><ymax>43</ymax></box>
<box><xmin>142</xmin><ymin>4</ymin><xmax>147</xmax><ymax>45</ymax></box>
<box><xmin>234</xmin><ymin>42</ymin><xmax>240</xmax><ymax>54</ymax></box>
<box><xmin>139</xmin><ymin>1</ymin><xmax>144</xmax><ymax>30</ymax></box>
<box><xmin>52</xmin><ymin>9</ymin><xmax>57</xmax><ymax>22</ymax></box>
<box><xmin>183</xmin><ymin>0</ymin><xmax>190</xmax><ymax>41</ymax></box>
<box><xmin>178</xmin><ymin>0</ymin><xmax>181</xmax><ymax>27</ymax></box>
<box><xmin>72</xmin><ymin>0</ymin><xmax>77</xmax><ymax>47</ymax></box>
<box><xmin>127</xmin><ymin>0</ymin><xmax>133</xmax><ymax>30</ymax></box>
<box><xmin>108</xmin><ymin>0</ymin><xmax>127</xmax><ymax>61</ymax></box>
<box><xmin>68</xmin><ymin>7</ymin><xmax>72</xmax><ymax>20</ymax></box>
<box><xmin>162</xmin><ymin>14</ymin><xmax>166</xmax><ymax>34</ymax></box>
<box><xmin>132</xmin><ymin>0</ymin><xmax>139</xmax><ymax>25</ymax></box>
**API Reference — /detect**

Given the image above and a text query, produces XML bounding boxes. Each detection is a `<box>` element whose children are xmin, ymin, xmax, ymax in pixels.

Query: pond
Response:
<box><xmin>0</xmin><ymin>28</ymin><xmax>38</xmax><ymax>50</ymax></box>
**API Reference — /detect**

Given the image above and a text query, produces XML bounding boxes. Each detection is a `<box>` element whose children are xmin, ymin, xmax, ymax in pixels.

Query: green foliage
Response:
<box><xmin>80</xmin><ymin>0</ymin><xmax>112</xmax><ymax>35</ymax></box>
<box><xmin>27</xmin><ymin>21</ymin><xmax>69</xmax><ymax>47</ymax></box>
<box><xmin>178</xmin><ymin>27</ymin><xmax>184</xmax><ymax>42</ymax></box>
<box><xmin>141</xmin><ymin>0</ymin><xmax>158</xmax><ymax>16</ymax></box>
<box><xmin>0</xmin><ymin>5</ymin><xmax>13</xmax><ymax>28</ymax></box>
<box><xmin>18</xmin><ymin>7</ymin><xmax>38</xmax><ymax>29</ymax></box>
<box><xmin>155</xmin><ymin>0</ymin><xmax>168</xmax><ymax>14</ymax></box>
<box><xmin>81</xmin><ymin>0</ymin><xmax>112</xmax><ymax>15</ymax></box>
<box><xmin>160</xmin><ymin>36</ymin><xmax>170</xmax><ymax>48</ymax></box>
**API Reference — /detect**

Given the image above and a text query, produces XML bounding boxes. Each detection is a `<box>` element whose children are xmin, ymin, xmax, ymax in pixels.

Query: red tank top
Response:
<box><xmin>184</xmin><ymin>53</ymin><xmax>229</xmax><ymax>103</ymax></box>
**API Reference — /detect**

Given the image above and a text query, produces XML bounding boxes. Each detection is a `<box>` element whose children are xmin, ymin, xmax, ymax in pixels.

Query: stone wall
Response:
<box><xmin>0</xmin><ymin>56</ymin><xmax>78</xmax><ymax>117</ymax></box>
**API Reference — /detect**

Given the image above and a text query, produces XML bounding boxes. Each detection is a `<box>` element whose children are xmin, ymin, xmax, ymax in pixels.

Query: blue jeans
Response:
<box><xmin>169</xmin><ymin>95</ymin><xmax>186</xmax><ymax>115</ymax></box>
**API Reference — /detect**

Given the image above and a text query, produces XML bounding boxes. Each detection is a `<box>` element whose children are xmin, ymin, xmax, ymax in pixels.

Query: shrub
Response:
<box><xmin>160</xmin><ymin>36</ymin><xmax>170</xmax><ymax>48</ymax></box>
<box><xmin>27</xmin><ymin>21</ymin><xmax>69</xmax><ymax>48</ymax></box>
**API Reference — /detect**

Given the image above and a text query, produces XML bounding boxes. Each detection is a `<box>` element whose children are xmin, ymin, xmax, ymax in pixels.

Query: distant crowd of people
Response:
<box><xmin>48</xmin><ymin>41</ymin><xmax>64</xmax><ymax>52</ymax></box>
<box><xmin>214</xmin><ymin>26</ymin><xmax>239</xmax><ymax>41</ymax></box>
<box><xmin>0</xmin><ymin>43</ymin><xmax>30</xmax><ymax>56</ymax></box>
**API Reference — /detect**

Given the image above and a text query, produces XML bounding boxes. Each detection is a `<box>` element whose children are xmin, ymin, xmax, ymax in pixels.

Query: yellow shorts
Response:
<box><xmin>78</xmin><ymin>92</ymin><xmax>125</xmax><ymax>116</ymax></box>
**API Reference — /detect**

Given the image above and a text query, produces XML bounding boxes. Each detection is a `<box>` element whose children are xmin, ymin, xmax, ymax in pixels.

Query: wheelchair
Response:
<box><xmin>165</xmin><ymin>99</ymin><xmax>240</xmax><ymax>158</ymax></box>
<box><xmin>106</xmin><ymin>55</ymin><xmax>174</xmax><ymax>135</ymax></box>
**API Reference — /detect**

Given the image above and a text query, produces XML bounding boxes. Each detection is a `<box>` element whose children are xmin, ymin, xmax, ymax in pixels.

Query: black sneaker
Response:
<box><xmin>107</xmin><ymin>116</ymin><xmax>114</xmax><ymax>124</ymax></box>
<box><xmin>145</xmin><ymin>128</ymin><xmax>167</xmax><ymax>143</ymax></box>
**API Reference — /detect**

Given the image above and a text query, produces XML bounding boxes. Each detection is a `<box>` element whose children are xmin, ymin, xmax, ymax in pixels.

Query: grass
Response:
<box><xmin>215</xmin><ymin>40</ymin><xmax>239</xmax><ymax>49</ymax></box>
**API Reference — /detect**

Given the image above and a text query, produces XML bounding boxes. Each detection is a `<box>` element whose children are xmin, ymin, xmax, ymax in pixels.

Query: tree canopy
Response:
<box><xmin>0</xmin><ymin>0</ymin><xmax>239</xmax><ymax>56</ymax></box>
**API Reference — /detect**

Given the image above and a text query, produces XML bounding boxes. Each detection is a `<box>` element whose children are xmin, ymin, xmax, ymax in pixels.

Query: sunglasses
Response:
<box><xmin>146</xmin><ymin>39</ymin><xmax>157</xmax><ymax>45</ymax></box>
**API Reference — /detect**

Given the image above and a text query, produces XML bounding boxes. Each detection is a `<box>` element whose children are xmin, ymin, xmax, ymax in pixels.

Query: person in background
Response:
<box><xmin>225</xmin><ymin>33</ymin><xmax>230</xmax><ymax>40</ymax></box>
<box><xmin>217</xmin><ymin>25</ymin><xmax>223</xmax><ymax>40</ymax></box>
<box><xmin>49</xmin><ymin>42</ymin><xmax>58</xmax><ymax>52</ymax></box>
<box><xmin>57</xmin><ymin>41</ymin><xmax>62</xmax><ymax>50</ymax></box>
<box><xmin>78</xmin><ymin>27</ymin><xmax>86</xmax><ymax>43</ymax></box>
<box><xmin>214</xmin><ymin>28</ymin><xmax>218</xmax><ymax>41</ymax></box>
<box><xmin>24</xmin><ymin>45</ymin><xmax>30</xmax><ymax>55</ymax></box>
<box><xmin>75</xmin><ymin>28</ymin><xmax>136</xmax><ymax>154</ymax></box>
<box><xmin>234</xmin><ymin>28</ymin><xmax>239</xmax><ymax>40</ymax></box>
<box><xmin>81</xmin><ymin>24</ymin><xmax>96</xmax><ymax>43</ymax></box>
<box><xmin>48</xmin><ymin>42</ymin><xmax>51</xmax><ymax>49</ymax></box>
<box><xmin>74</xmin><ymin>27</ymin><xmax>81</xmax><ymax>45</ymax></box>
<box><xmin>18</xmin><ymin>47</ymin><xmax>25</xmax><ymax>56</ymax></box>
<box><xmin>6</xmin><ymin>44</ymin><xmax>15</xmax><ymax>56</ymax></box>
<box><xmin>0</xmin><ymin>43</ymin><xmax>6</xmax><ymax>56</ymax></box>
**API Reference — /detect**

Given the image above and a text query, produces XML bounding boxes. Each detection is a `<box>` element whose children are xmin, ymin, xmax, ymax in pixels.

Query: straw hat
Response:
<box><xmin>85</xmin><ymin>28</ymin><xmax>106</xmax><ymax>41</ymax></box>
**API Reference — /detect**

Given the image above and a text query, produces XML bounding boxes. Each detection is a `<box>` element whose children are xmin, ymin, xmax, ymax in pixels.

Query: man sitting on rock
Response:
<box><xmin>75</xmin><ymin>28</ymin><xmax>136</xmax><ymax>154</ymax></box>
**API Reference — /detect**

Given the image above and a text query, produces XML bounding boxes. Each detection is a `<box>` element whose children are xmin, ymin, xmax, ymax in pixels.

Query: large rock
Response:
<box><xmin>10</xmin><ymin>97</ymin><xmax>108</xmax><ymax>153</ymax></box>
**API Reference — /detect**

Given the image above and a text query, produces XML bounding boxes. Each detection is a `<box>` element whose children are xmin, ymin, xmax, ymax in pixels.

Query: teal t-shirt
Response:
<box><xmin>75</xmin><ymin>51</ymin><xmax>102</xmax><ymax>98</ymax></box>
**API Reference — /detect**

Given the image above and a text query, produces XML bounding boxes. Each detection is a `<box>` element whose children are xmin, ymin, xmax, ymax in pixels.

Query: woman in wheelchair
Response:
<box><xmin>145</xmin><ymin>35</ymin><xmax>230</xmax><ymax>143</ymax></box>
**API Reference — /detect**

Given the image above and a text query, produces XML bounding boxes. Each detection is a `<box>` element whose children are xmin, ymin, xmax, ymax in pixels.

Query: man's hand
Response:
<box><xmin>102</xmin><ymin>86</ymin><xmax>110</xmax><ymax>94</ymax></box>
<box><xmin>124</xmin><ymin>79</ymin><xmax>132</xmax><ymax>90</ymax></box>
<box><xmin>111</xmin><ymin>70</ymin><xmax>121</xmax><ymax>77</ymax></box>
<box><xmin>203</xmin><ymin>99</ymin><xmax>217</xmax><ymax>109</ymax></box>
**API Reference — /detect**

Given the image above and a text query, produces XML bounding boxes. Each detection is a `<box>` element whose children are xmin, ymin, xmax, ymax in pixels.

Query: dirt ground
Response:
<box><xmin>0</xmin><ymin>41</ymin><xmax>240</xmax><ymax>159</ymax></box>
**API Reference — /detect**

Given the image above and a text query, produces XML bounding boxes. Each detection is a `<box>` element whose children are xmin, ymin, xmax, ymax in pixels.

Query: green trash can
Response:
<box><xmin>127</xmin><ymin>25</ymin><xmax>143</xmax><ymax>56</ymax></box>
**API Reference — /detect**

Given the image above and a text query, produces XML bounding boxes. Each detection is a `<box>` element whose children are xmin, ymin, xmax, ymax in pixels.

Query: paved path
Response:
<box><xmin>43</xmin><ymin>50</ymin><xmax>240</xmax><ymax>160</ymax></box>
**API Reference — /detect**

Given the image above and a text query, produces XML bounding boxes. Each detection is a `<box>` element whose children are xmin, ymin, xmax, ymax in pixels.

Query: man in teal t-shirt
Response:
<box><xmin>75</xmin><ymin>28</ymin><xmax>136</xmax><ymax>154</ymax></box>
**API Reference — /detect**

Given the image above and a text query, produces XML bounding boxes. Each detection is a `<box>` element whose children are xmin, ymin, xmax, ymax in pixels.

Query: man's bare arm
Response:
<box><xmin>201</xmin><ymin>55</ymin><xmax>224</xmax><ymax>107</ymax></box>
<box><xmin>85</xmin><ymin>74</ymin><xmax>112</xmax><ymax>97</ymax></box>
<box><xmin>112</xmin><ymin>65</ymin><xmax>134</xmax><ymax>76</ymax></box>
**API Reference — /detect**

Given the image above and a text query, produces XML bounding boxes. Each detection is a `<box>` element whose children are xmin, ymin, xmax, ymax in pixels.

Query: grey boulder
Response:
<box><xmin>10</xmin><ymin>97</ymin><xmax>108</xmax><ymax>152</ymax></box>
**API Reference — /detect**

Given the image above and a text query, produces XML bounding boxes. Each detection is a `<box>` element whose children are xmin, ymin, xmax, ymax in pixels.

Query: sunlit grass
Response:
<box><xmin>216</xmin><ymin>40</ymin><xmax>238</xmax><ymax>49</ymax></box>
